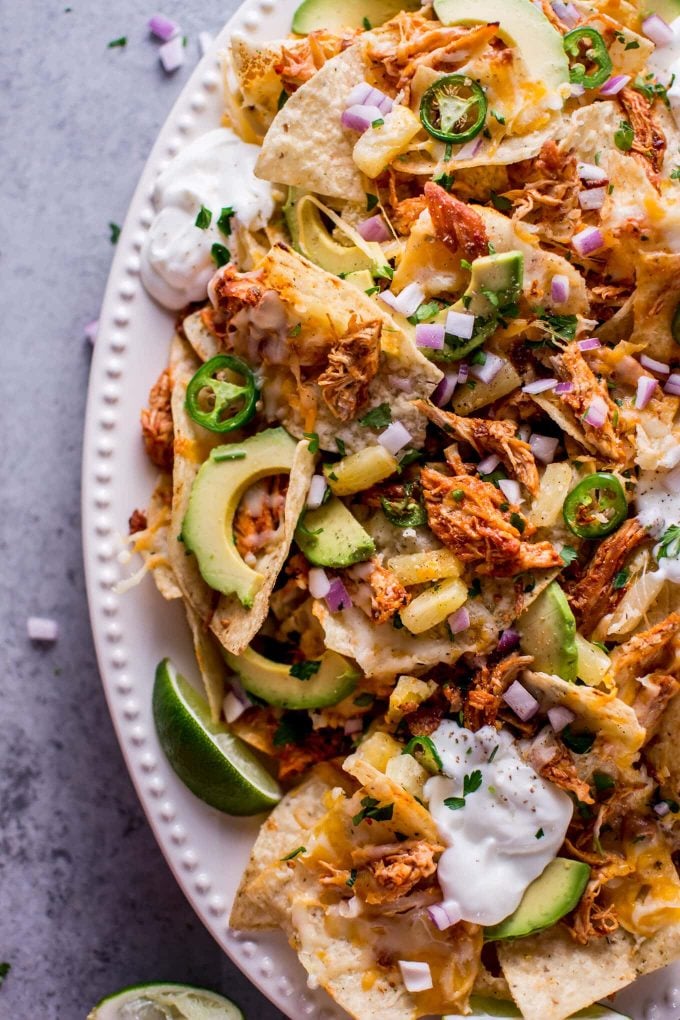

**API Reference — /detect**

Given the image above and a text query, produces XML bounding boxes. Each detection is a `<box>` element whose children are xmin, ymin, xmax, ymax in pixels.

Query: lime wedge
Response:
<box><xmin>152</xmin><ymin>658</ymin><xmax>281</xmax><ymax>815</ymax></box>
<box><xmin>88</xmin><ymin>982</ymin><xmax>243</xmax><ymax>1019</ymax></box>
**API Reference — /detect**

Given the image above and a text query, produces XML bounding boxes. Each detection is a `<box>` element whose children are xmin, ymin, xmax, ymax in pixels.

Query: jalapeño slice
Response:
<box><xmin>420</xmin><ymin>74</ymin><xmax>488</xmax><ymax>144</ymax></box>
<box><xmin>185</xmin><ymin>354</ymin><xmax>258</xmax><ymax>433</ymax></box>
<box><xmin>403</xmin><ymin>735</ymin><xmax>443</xmax><ymax>775</ymax></box>
<box><xmin>563</xmin><ymin>27</ymin><xmax>612</xmax><ymax>90</ymax></box>
<box><xmin>563</xmin><ymin>472</ymin><xmax>627</xmax><ymax>539</ymax></box>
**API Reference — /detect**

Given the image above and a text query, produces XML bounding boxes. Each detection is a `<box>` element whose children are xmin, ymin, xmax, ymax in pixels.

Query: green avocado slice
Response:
<box><xmin>295</xmin><ymin>496</ymin><xmax>376</xmax><ymax>568</ymax></box>
<box><xmin>517</xmin><ymin>581</ymin><xmax>578</xmax><ymax>683</ymax></box>
<box><xmin>283</xmin><ymin>189</ymin><xmax>381</xmax><ymax>276</ymax></box>
<box><xmin>484</xmin><ymin>858</ymin><xmax>590</xmax><ymax>941</ymax></box>
<box><xmin>292</xmin><ymin>0</ymin><xmax>420</xmax><ymax>34</ymax></box>
<box><xmin>181</xmin><ymin>428</ymin><xmax>297</xmax><ymax>608</ymax></box>
<box><xmin>223</xmin><ymin>645</ymin><xmax>359</xmax><ymax>709</ymax></box>
<box><xmin>444</xmin><ymin>995</ymin><xmax>631</xmax><ymax>1018</ymax></box>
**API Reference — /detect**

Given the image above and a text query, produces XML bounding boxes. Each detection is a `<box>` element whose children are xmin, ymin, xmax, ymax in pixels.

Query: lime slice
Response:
<box><xmin>88</xmin><ymin>982</ymin><xmax>244</xmax><ymax>1019</ymax></box>
<box><xmin>152</xmin><ymin>659</ymin><xmax>281</xmax><ymax>815</ymax></box>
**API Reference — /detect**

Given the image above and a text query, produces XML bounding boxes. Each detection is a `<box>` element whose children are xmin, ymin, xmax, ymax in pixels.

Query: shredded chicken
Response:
<box><xmin>415</xmin><ymin>401</ymin><xmax>540</xmax><ymax>495</ymax></box>
<box><xmin>233</xmin><ymin>476</ymin><xmax>288</xmax><ymax>559</ymax></box>
<box><xmin>275</xmin><ymin>728</ymin><xmax>345</xmax><ymax>780</ymax></box>
<box><xmin>391</xmin><ymin>195</ymin><xmax>427</xmax><ymax>236</ymax></box>
<box><xmin>424</xmin><ymin>182</ymin><xmax>489</xmax><ymax>260</ymax></box>
<box><xmin>464</xmin><ymin>654</ymin><xmax>534</xmax><ymax>731</ymax></box>
<box><xmin>129</xmin><ymin>508</ymin><xmax>148</xmax><ymax>534</ymax></box>
<box><xmin>508</xmin><ymin>141</ymin><xmax>581</xmax><ymax>249</ymax></box>
<box><xmin>354</xmin><ymin>840</ymin><xmax>443</xmax><ymax>904</ymax></box>
<box><xmin>566</xmin><ymin>518</ymin><xmax>647</xmax><ymax>634</ymax></box>
<box><xmin>202</xmin><ymin>265</ymin><xmax>265</xmax><ymax>338</ymax></box>
<box><xmin>566</xmin><ymin>865</ymin><xmax>625</xmax><ymax>944</ymax></box>
<box><xmin>366</xmin><ymin>560</ymin><xmax>411</xmax><ymax>624</ymax></box>
<box><xmin>421</xmin><ymin>467</ymin><xmax>561</xmax><ymax>577</ymax></box>
<box><xmin>610</xmin><ymin>612</ymin><xmax>680</xmax><ymax>694</ymax></box>
<box><xmin>275</xmin><ymin>30</ymin><xmax>356</xmax><ymax>94</ymax></box>
<box><xmin>551</xmin><ymin>342</ymin><xmax>631</xmax><ymax>464</ymax></box>
<box><xmin>619</xmin><ymin>87</ymin><xmax>667</xmax><ymax>184</ymax></box>
<box><xmin>536</xmin><ymin>738</ymin><xmax>594</xmax><ymax>805</ymax></box>
<box><xmin>629</xmin><ymin>672</ymin><xmax>680</xmax><ymax>740</ymax></box>
<box><xmin>140</xmin><ymin>368</ymin><xmax>174</xmax><ymax>470</ymax></box>
<box><xmin>317</xmin><ymin>316</ymin><xmax>381</xmax><ymax>422</ymax></box>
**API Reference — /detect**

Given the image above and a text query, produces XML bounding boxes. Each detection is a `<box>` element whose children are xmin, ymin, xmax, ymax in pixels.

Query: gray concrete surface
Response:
<box><xmin>1</xmin><ymin>5</ymin><xmax>284</xmax><ymax>1018</ymax></box>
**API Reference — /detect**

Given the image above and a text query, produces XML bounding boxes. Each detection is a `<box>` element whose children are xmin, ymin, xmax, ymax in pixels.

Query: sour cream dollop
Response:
<box><xmin>637</xmin><ymin>469</ymin><xmax>680</xmax><ymax>582</ymax></box>
<box><xmin>140</xmin><ymin>128</ymin><xmax>274</xmax><ymax>310</ymax></box>
<box><xmin>425</xmin><ymin>722</ymin><xmax>573</xmax><ymax>926</ymax></box>
<box><xmin>646</xmin><ymin>17</ymin><xmax>680</xmax><ymax>130</ymax></box>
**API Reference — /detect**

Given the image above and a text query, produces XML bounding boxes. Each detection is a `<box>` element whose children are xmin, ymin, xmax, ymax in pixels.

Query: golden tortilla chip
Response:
<box><xmin>182</xmin><ymin>310</ymin><xmax>221</xmax><ymax>363</ymax></box>
<box><xmin>184</xmin><ymin>601</ymin><xmax>225</xmax><ymax>724</ymax></box>
<box><xmin>139</xmin><ymin>472</ymin><xmax>182</xmax><ymax>601</ymax></box>
<box><xmin>645</xmin><ymin>692</ymin><xmax>680</xmax><ymax>803</ymax></box>
<box><xmin>632</xmin><ymin>251</ymin><xmax>680</xmax><ymax>365</ymax></box>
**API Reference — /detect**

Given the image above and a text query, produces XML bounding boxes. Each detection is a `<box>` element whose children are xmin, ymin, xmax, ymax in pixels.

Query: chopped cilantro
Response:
<box><xmin>468</xmin><ymin>578</ymin><xmax>482</xmax><ymax>598</ymax></box>
<box><xmin>490</xmin><ymin>191</ymin><xmax>512</xmax><ymax>212</ymax></box>
<box><xmin>488</xmin><ymin>744</ymin><xmax>499</xmax><ymax>763</ymax></box>
<box><xmin>109</xmin><ymin>222</ymin><xmax>121</xmax><ymax>244</ymax></box>
<box><xmin>0</xmin><ymin>963</ymin><xmax>10</xmax><ymax>988</ymax></box>
<box><xmin>593</xmin><ymin>772</ymin><xmax>616</xmax><ymax>792</ymax></box>
<box><xmin>210</xmin><ymin>243</ymin><xmax>230</xmax><ymax>267</ymax></box>
<box><xmin>362</xmin><ymin>16</ymin><xmax>372</xmax><ymax>29</ymax></box>
<box><xmin>539</xmin><ymin>313</ymin><xmax>578</xmax><ymax>343</ymax></box>
<box><xmin>303</xmin><ymin>431</ymin><xmax>319</xmax><ymax>453</ymax></box>
<box><xmin>352</xmin><ymin>796</ymin><xmax>394</xmax><ymax>825</ymax></box>
<box><xmin>277</xmin><ymin>89</ymin><xmax>289</xmax><ymax>110</ymax></box>
<box><xmin>296</xmin><ymin>509</ymin><xmax>323</xmax><ymax>537</ymax></box>
<box><xmin>217</xmin><ymin>206</ymin><xmax>235</xmax><ymax>236</ymax></box>
<box><xmin>397</xmin><ymin>448</ymin><xmax>422</xmax><ymax>469</ymax></box>
<box><xmin>358</xmin><ymin>403</ymin><xmax>392</xmax><ymax>429</ymax></box>
<box><xmin>354</xmin><ymin>692</ymin><xmax>374</xmax><ymax>707</ymax></box>
<box><xmin>614</xmin><ymin>120</ymin><xmax>634</xmax><ymax>152</ymax></box>
<box><xmin>613</xmin><ymin>569</ymin><xmax>629</xmax><ymax>589</ymax></box>
<box><xmin>273</xmin><ymin>713</ymin><xmax>310</xmax><ymax>747</ymax></box>
<box><xmin>281</xmin><ymin>846</ymin><xmax>306</xmax><ymax>861</ymax></box>
<box><xmin>632</xmin><ymin>73</ymin><xmax>672</xmax><ymax>107</ymax></box>
<box><xmin>194</xmin><ymin>205</ymin><xmax>212</xmax><ymax>229</ymax></box>
<box><xmin>346</xmin><ymin>868</ymin><xmax>358</xmax><ymax>887</ymax></box>
<box><xmin>463</xmin><ymin>769</ymin><xmax>483</xmax><ymax>796</ymax></box>
<box><xmin>108</xmin><ymin>36</ymin><xmax>127</xmax><ymax>48</ymax></box>
<box><xmin>491</xmin><ymin>109</ymin><xmax>506</xmax><ymax>125</ymax></box>
<box><xmin>535</xmin><ymin>827</ymin><xmax>545</xmax><ymax>839</ymax></box>
<box><xmin>625</xmin><ymin>40</ymin><xmax>640</xmax><ymax>50</ymax></box>
<box><xmin>408</xmin><ymin>300</ymin><xmax>443</xmax><ymax>325</ymax></box>
<box><xmin>562</xmin><ymin>726</ymin><xmax>595</xmax><ymax>755</ymax></box>
<box><xmin>658</xmin><ymin>524</ymin><xmax>680</xmax><ymax>560</ymax></box>
<box><xmin>374</xmin><ymin>264</ymin><xmax>394</xmax><ymax>281</ymax></box>
<box><xmin>336</xmin><ymin>437</ymin><xmax>346</xmax><ymax>456</ymax></box>
<box><xmin>290</xmin><ymin>322</ymin><xmax>302</xmax><ymax>337</ymax></box>
<box><xmin>560</xmin><ymin>545</ymin><xmax>579</xmax><ymax>566</ymax></box>
<box><xmin>671</xmin><ymin>168</ymin><xmax>680</xmax><ymax>181</ymax></box>
<box><xmin>289</xmin><ymin>660</ymin><xmax>321</xmax><ymax>681</ymax></box>
<box><xmin>365</xmin><ymin>285</ymin><xmax>380</xmax><ymax>296</ymax></box>
<box><xmin>510</xmin><ymin>512</ymin><xmax>526</xmax><ymax>534</ymax></box>
<box><xmin>433</xmin><ymin>170</ymin><xmax>454</xmax><ymax>189</ymax></box>
<box><xmin>366</xmin><ymin>192</ymin><xmax>379</xmax><ymax>211</ymax></box>
<box><xmin>488</xmin><ymin>241</ymin><xmax>496</xmax><ymax>255</ymax></box>
<box><xmin>444</xmin><ymin>796</ymin><xmax>466</xmax><ymax>810</ymax></box>
<box><xmin>452</xmin><ymin>489</ymin><xmax>465</xmax><ymax>502</ymax></box>
<box><xmin>460</xmin><ymin>258</ymin><xmax>473</xmax><ymax>271</ymax></box>
<box><xmin>372</xmin><ymin>118</ymin><xmax>385</xmax><ymax>128</ymax></box>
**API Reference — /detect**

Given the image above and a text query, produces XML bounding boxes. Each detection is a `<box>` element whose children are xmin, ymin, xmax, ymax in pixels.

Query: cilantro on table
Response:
<box><xmin>108</xmin><ymin>36</ymin><xmax>127</xmax><ymax>48</ymax></box>
<box><xmin>358</xmin><ymin>403</ymin><xmax>392</xmax><ymax>429</ymax></box>
<box><xmin>109</xmin><ymin>222</ymin><xmax>121</xmax><ymax>244</ymax></box>
<box><xmin>0</xmin><ymin>963</ymin><xmax>9</xmax><ymax>988</ymax></box>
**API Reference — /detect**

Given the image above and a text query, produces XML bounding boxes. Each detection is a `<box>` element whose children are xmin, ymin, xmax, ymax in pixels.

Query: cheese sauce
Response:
<box><xmin>636</xmin><ymin>470</ymin><xmax>680</xmax><ymax>582</ymax></box>
<box><xmin>425</xmin><ymin>722</ymin><xmax>572</xmax><ymax>926</ymax></box>
<box><xmin>141</xmin><ymin>128</ymin><xmax>274</xmax><ymax>310</ymax></box>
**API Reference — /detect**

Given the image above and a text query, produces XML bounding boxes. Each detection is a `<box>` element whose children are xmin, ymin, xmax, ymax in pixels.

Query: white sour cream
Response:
<box><xmin>425</xmin><ymin>722</ymin><xmax>573</xmax><ymax>926</ymax></box>
<box><xmin>646</xmin><ymin>19</ymin><xmax>680</xmax><ymax>130</ymax></box>
<box><xmin>636</xmin><ymin>469</ymin><xmax>680</xmax><ymax>581</ymax></box>
<box><xmin>140</xmin><ymin>128</ymin><xmax>274</xmax><ymax>310</ymax></box>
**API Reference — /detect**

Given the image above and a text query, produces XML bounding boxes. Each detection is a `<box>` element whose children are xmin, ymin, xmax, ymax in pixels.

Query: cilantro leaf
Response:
<box><xmin>211</xmin><ymin>243</ymin><xmax>230</xmax><ymax>267</ymax></box>
<box><xmin>615</xmin><ymin>120</ymin><xmax>634</xmax><ymax>152</ymax></box>
<box><xmin>613</xmin><ymin>568</ymin><xmax>629</xmax><ymax>590</ymax></box>
<box><xmin>109</xmin><ymin>222</ymin><xmax>121</xmax><ymax>244</ymax></box>
<box><xmin>108</xmin><ymin>36</ymin><xmax>127</xmax><ymax>48</ymax></box>
<box><xmin>217</xmin><ymin>206</ymin><xmax>235</xmax><ymax>237</ymax></box>
<box><xmin>194</xmin><ymin>205</ymin><xmax>212</xmax><ymax>229</ymax></box>
<box><xmin>358</xmin><ymin>403</ymin><xmax>392</xmax><ymax>429</ymax></box>
<box><xmin>352</xmin><ymin>796</ymin><xmax>394</xmax><ymax>825</ymax></box>
<box><xmin>281</xmin><ymin>846</ymin><xmax>306</xmax><ymax>861</ymax></box>
<box><xmin>463</xmin><ymin>769</ymin><xmax>483</xmax><ymax>796</ymax></box>
<box><xmin>658</xmin><ymin>524</ymin><xmax>680</xmax><ymax>561</ymax></box>
<box><xmin>303</xmin><ymin>431</ymin><xmax>320</xmax><ymax>453</ymax></box>
<box><xmin>289</xmin><ymin>660</ymin><xmax>321</xmax><ymax>681</ymax></box>
<box><xmin>560</xmin><ymin>545</ymin><xmax>579</xmax><ymax>566</ymax></box>
<box><xmin>444</xmin><ymin>796</ymin><xmax>466</xmax><ymax>810</ymax></box>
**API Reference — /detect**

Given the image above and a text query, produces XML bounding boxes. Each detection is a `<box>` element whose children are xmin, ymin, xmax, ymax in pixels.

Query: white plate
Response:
<box><xmin>82</xmin><ymin>2</ymin><xmax>680</xmax><ymax>1017</ymax></box>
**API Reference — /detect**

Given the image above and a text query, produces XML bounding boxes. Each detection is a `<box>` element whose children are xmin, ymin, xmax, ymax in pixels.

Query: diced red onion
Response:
<box><xmin>308</xmin><ymin>567</ymin><xmax>331</xmax><ymax>599</ymax></box>
<box><xmin>551</xmin><ymin>274</ymin><xmax>570</xmax><ymax>304</ymax></box>
<box><xmin>529</xmin><ymin>433</ymin><xmax>559</xmax><ymax>463</ymax></box>
<box><xmin>84</xmin><ymin>318</ymin><xmax>99</xmax><ymax>345</ymax></box>
<box><xmin>346</xmin><ymin>82</ymin><xmax>393</xmax><ymax>114</ymax></box>
<box><xmin>379</xmin><ymin>289</ymin><xmax>400</xmax><ymax>311</ymax></box>
<box><xmin>198</xmin><ymin>31</ymin><xmax>213</xmax><ymax>56</ymax></box>
<box><xmin>497</xmin><ymin>628</ymin><xmax>521</xmax><ymax>654</ymax></box>
<box><xmin>223</xmin><ymin>690</ymin><xmax>246</xmax><ymax>724</ymax></box>
<box><xmin>578</xmin><ymin>187</ymin><xmax>606</xmax><ymax>211</ymax></box>
<box><xmin>499</xmin><ymin>478</ymin><xmax>523</xmax><ymax>506</ymax></box>
<box><xmin>432</xmin><ymin>370</ymin><xmax>458</xmax><ymax>406</ymax></box>
<box><xmin>159</xmin><ymin>35</ymin><xmax>185</xmax><ymax>72</ymax></box>
<box><xmin>337</xmin><ymin>895</ymin><xmax>362</xmax><ymax>918</ymax></box>
<box><xmin>503</xmin><ymin>680</ymin><xmax>540</xmax><ymax>721</ymax></box>
<box><xmin>344</xmin><ymin>716</ymin><xmax>364</xmax><ymax>735</ymax></box>
<box><xmin>599</xmin><ymin>74</ymin><xmax>631</xmax><ymax>96</ymax></box>
<box><xmin>577</xmin><ymin>162</ymin><xmax>608</xmax><ymax>183</ymax></box>
<box><xmin>457</xmin><ymin>362</ymin><xmax>469</xmax><ymax>385</ymax></box>
<box><xmin>640</xmin><ymin>354</ymin><xmax>670</xmax><ymax>375</ymax></box>
<box><xmin>27</xmin><ymin>617</ymin><xmax>58</xmax><ymax>642</ymax></box>
<box><xmin>415</xmin><ymin>323</ymin><xmax>445</xmax><ymax>350</ymax></box>
<box><xmin>665</xmin><ymin>372</ymin><xmax>680</xmax><ymax>396</ymax></box>
<box><xmin>636</xmin><ymin>375</ymin><xmax>658</xmax><ymax>410</ymax></box>
<box><xmin>528</xmin><ymin>727</ymin><xmax>559</xmax><ymax>770</ymax></box>
<box><xmin>398</xmin><ymin>961</ymin><xmax>433</xmax><ymax>993</ymax></box>
<box><xmin>555</xmin><ymin>381</ymin><xmax>574</xmax><ymax>394</ymax></box>
<box><xmin>445</xmin><ymin>309</ymin><xmax>475</xmax><ymax>339</ymax></box>
<box><xmin>448</xmin><ymin>607</ymin><xmax>470</xmax><ymax>634</ymax></box>
<box><xmin>341</xmin><ymin>104</ymin><xmax>384</xmax><ymax>133</ymax></box>
<box><xmin>478</xmin><ymin>453</ymin><xmax>501</xmax><ymax>474</ymax></box>
<box><xmin>326</xmin><ymin>577</ymin><xmax>353</xmax><ymax>613</ymax></box>
<box><xmin>392</xmin><ymin>282</ymin><xmax>425</xmax><ymax>318</ymax></box>
<box><xmin>571</xmin><ymin>83</ymin><xmax>586</xmax><ymax>97</ymax></box>
<box><xmin>642</xmin><ymin>13</ymin><xmax>675</xmax><ymax>46</ymax></box>
<box><xmin>358</xmin><ymin>215</ymin><xmax>390</xmax><ymax>242</ymax></box>
<box><xmin>654</xmin><ymin>801</ymin><xmax>671</xmax><ymax>817</ymax></box>
<box><xmin>572</xmin><ymin>226</ymin><xmax>604</xmax><ymax>256</ymax></box>
<box><xmin>379</xmin><ymin>421</ymin><xmax>412</xmax><ymax>455</ymax></box>
<box><xmin>518</xmin><ymin>424</ymin><xmax>531</xmax><ymax>443</ymax></box>
<box><xmin>577</xmin><ymin>337</ymin><xmax>601</xmax><ymax>351</ymax></box>
<box><xmin>552</xmin><ymin>1</ymin><xmax>579</xmax><ymax>26</ymax></box>
<box><xmin>306</xmin><ymin>474</ymin><xmax>327</xmax><ymax>510</ymax></box>
<box><xmin>547</xmin><ymin>705</ymin><xmax>575</xmax><ymax>733</ymax></box>
<box><xmin>149</xmin><ymin>14</ymin><xmax>180</xmax><ymax>40</ymax></box>
<box><xmin>583</xmin><ymin>395</ymin><xmax>608</xmax><ymax>428</ymax></box>
<box><xmin>523</xmin><ymin>377</ymin><xmax>558</xmax><ymax>394</ymax></box>
<box><xmin>427</xmin><ymin>902</ymin><xmax>461</xmax><ymax>930</ymax></box>
<box><xmin>470</xmin><ymin>352</ymin><xmax>504</xmax><ymax>384</ymax></box>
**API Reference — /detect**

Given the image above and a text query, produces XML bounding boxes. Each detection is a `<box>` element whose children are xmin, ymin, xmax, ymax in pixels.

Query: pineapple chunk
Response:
<box><xmin>527</xmin><ymin>462</ymin><xmax>573</xmax><ymax>529</ymax></box>
<box><xmin>386</xmin><ymin>675</ymin><xmax>438</xmax><ymax>725</ymax></box>
<box><xmin>353</xmin><ymin>105</ymin><xmax>422</xmax><ymax>179</ymax></box>
<box><xmin>386</xmin><ymin>753</ymin><xmax>429</xmax><ymax>801</ymax></box>
<box><xmin>576</xmin><ymin>633</ymin><xmax>612</xmax><ymax>688</ymax></box>
<box><xmin>353</xmin><ymin>731</ymin><xmax>403</xmax><ymax>772</ymax></box>
<box><xmin>388</xmin><ymin>548</ymin><xmax>461</xmax><ymax>586</ymax></box>
<box><xmin>324</xmin><ymin>445</ymin><xmax>398</xmax><ymax>496</ymax></box>
<box><xmin>400</xmin><ymin>577</ymin><xmax>468</xmax><ymax>635</ymax></box>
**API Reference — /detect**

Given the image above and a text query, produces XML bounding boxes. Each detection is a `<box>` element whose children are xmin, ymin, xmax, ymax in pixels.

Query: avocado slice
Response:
<box><xmin>433</xmin><ymin>0</ymin><xmax>569</xmax><ymax>93</ymax></box>
<box><xmin>446</xmin><ymin>995</ymin><xmax>630</xmax><ymax>1018</ymax></box>
<box><xmin>181</xmin><ymin>428</ymin><xmax>297</xmax><ymax>608</ymax></box>
<box><xmin>517</xmin><ymin>581</ymin><xmax>578</xmax><ymax>683</ymax></box>
<box><xmin>484</xmin><ymin>858</ymin><xmax>590</xmax><ymax>941</ymax></box>
<box><xmin>434</xmin><ymin>251</ymin><xmax>524</xmax><ymax>362</ymax></box>
<box><xmin>283</xmin><ymin>189</ymin><xmax>381</xmax><ymax>277</ymax></box>
<box><xmin>295</xmin><ymin>496</ymin><xmax>376</xmax><ymax>568</ymax></box>
<box><xmin>223</xmin><ymin>645</ymin><xmax>359</xmax><ymax>709</ymax></box>
<box><xmin>292</xmin><ymin>0</ymin><xmax>420</xmax><ymax>34</ymax></box>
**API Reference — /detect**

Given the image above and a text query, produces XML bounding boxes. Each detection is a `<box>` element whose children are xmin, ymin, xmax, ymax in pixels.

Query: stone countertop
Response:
<box><xmin>1</xmin><ymin>4</ymin><xmax>284</xmax><ymax>1017</ymax></box>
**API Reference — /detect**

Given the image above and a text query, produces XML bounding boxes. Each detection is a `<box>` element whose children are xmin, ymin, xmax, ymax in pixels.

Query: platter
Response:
<box><xmin>81</xmin><ymin>0</ymin><xmax>680</xmax><ymax>1016</ymax></box>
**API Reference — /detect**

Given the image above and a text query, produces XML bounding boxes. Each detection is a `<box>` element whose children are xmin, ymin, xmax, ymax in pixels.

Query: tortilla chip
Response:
<box><xmin>256</xmin><ymin>46</ymin><xmax>366</xmax><ymax>201</ymax></box>
<box><xmin>210</xmin><ymin>437</ymin><xmax>315</xmax><ymax>655</ymax></box>
<box><xmin>497</xmin><ymin>926</ymin><xmax>636</xmax><ymax>1020</ymax></box>
<box><xmin>140</xmin><ymin>472</ymin><xmax>182</xmax><ymax>600</ymax></box>
<box><xmin>182</xmin><ymin>310</ymin><xmax>221</xmax><ymax>363</ymax></box>
<box><xmin>229</xmin><ymin>35</ymin><xmax>288</xmax><ymax>134</ymax></box>
<box><xmin>645</xmin><ymin>692</ymin><xmax>680</xmax><ymax>803</ymax></box>
<box><xmin>522</xmin><ymin>671</ymin><xmax>645</xmax><ymax>761</ymax></box>
<box><xmin>184</xmin><ymin>601</ymin><xmax>226</xmax><ymax>724</ymax></box>
<box><xmin>632</xmin><ymin>251</ymin><xmax>680</xmax><ymax>365</ymax></box>
<box><xmin>343</xmin><ymin>753</ymin><xmax>439</xmax><ymax>841</ymax></box>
